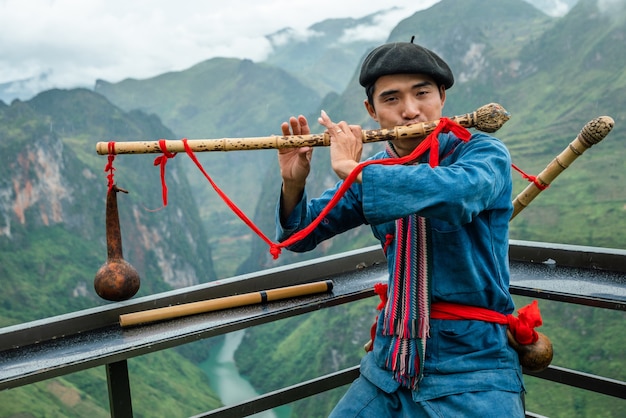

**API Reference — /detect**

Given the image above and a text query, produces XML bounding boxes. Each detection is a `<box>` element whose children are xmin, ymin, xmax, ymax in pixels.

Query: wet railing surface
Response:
<box><xmin>1</xmin><ymin>240</ymin><xmax>625</xmax><ymax>417</ymax></box>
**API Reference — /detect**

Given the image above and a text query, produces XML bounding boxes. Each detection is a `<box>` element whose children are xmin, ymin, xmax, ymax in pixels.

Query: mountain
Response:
<box><xmin>0</xmin><ymin>71</ymin><xmax>54</xmax><ymax>104</ymax></box>
<box><xmin>0</xmin><ymin>89</ymin><xmax>224</xmax><ymax>416</ymax></box>
<box><xmin>526</xmin><ymin>0</ymin><xmax>580</xmax><ymax>15</ymax></box>
<box><xmin>94</xmin><ymin>57</ymin><xmax>324</xmax><ymax>278</ymax></box>
<box><xmin>482</xmin><ymin>0</ymin><xmax>626</xmax><ymax>247</ymax></box>
<box><xmin>94</xmin><ymin>58</ymin><xmax>321</xmax><ymax>139</ymax></box>
<box><xmin>264</xmin><ymin>10</ymin><xmax>396</xmax><ymax>96</ymax></box>
<box><xmin>236</xmin><ymin>1</ymin><xmax>626</xmax><ymax>417</ymax></box>
<box><xmin>0</xmin><ymin>88</ymin><xmax>216</xmax><ymax>325</ymax></box>
<box><xmin>3</xmin><ymin>0</ymin><xmax>625</xmax><ymax>416</ymax></box>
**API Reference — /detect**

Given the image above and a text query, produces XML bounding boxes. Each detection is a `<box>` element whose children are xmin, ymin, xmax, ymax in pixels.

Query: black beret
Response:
<box><xmin>359</xmin><ymin>41</ymin><xmax>454</xmax><ymax>90</ymax></box>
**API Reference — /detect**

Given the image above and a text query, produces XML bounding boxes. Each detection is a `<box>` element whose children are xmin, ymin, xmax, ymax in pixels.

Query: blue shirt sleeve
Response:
<box><xmin>361</xmin><ymin>133</ymin><xmax>512</xmax><ymax>226</ymax></box>
<box><xmin>275</xmin><ymin>181</ymin><xmax>368</xmax><ymax>252</ymax></box>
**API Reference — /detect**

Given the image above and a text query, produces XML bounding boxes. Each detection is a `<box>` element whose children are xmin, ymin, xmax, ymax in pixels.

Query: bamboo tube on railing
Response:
<box><xmin>511</xmin><ymin>116</ymin><xmax>614</xmax><ymax>220</ymax></box>
<box><xmin>96</xmin><ymin>103</ymin><xmax>510</xmax><ymax>155</ymax></box>
<box><xmin>119</xmin><ymin>280</ymin><xmax>334</xmax><ymax>327</ymax></box>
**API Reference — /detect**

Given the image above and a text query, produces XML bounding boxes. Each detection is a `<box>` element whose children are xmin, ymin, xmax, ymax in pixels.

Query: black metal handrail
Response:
<box><xmin>1</xmin><ymin>240</ymin><xmax>625</xmax><ymax>417</ymax></box>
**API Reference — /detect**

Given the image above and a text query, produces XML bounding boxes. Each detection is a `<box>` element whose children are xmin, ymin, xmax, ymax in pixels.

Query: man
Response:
<box><xmin>276</xmin><ymin>39</ymin><xmax>525</xmax><ymax>417</ymax></box>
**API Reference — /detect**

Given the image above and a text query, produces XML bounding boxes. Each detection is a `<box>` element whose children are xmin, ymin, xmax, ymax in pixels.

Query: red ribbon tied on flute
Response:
<box><xmin>153</xmin><ymin>139</ymin><xmax>177</xmax><ymax>207</ymax></box>
<box><xmin>271</xmin><ymin>118</ymin><xmax>470</xmax><ymax>258</ymax></box>
<box><xmin>137</xmin><ymin>118</ymin><xmax>471</xmax><ymax>259</ymax></box>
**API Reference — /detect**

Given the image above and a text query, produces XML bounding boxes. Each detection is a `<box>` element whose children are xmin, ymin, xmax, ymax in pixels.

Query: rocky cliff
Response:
<box><xmin>0</xmin><ymin>89</ymin><xmax>216</xmax><ymax>324</ymax></box>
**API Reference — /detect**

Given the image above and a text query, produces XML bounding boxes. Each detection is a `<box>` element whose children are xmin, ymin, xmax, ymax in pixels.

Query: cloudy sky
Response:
<box><xmin>0</xmin><ymin>0</ymin><xmax>589</xmax><ymax>102</ymax></box>
<box><xmin>0</xmin><ymin>0</ymin><xmax>445</xmax><ymax>101</ymax></box>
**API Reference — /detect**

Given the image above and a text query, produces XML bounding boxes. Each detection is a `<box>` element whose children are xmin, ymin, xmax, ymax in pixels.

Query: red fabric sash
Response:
<box><xmin>370</xmin><ymin>283</ymin><xmax>542</xmax><ymax>347</ymax></box>
<box><xmin>431</xmin><ymin>300</ymin><xmax>542</xmax><ymax>345</ymax></box>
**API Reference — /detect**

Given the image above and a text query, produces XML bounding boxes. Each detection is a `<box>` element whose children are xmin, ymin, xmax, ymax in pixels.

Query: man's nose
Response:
<box><xmin>401</xmin><ymin>99</ymin><xmax>420</xmax><ymax>120</ymax></box>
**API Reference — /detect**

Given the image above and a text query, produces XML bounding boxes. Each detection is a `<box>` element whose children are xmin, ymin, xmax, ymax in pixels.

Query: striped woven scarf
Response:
<box><xmin>382</xmin><ymin>141</ymin><xmax>433</xmax><ymax>390</ymax></box>
<box><xmin>380</xmin><ymin>121</ymin><xmax>470</xmax><ymax>389</ymax></box>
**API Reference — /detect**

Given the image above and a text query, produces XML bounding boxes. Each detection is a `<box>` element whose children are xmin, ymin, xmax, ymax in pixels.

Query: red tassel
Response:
<box><xmin>374</xmin><ymin>282</ymin><xmax>388</xmax><ymax>310</ymax></box>
<box><xmin>365</xmin><ymin>283</ymin><xmax>390</xmax><ymax>352</ymax></box>
<box><xmin>507</xmin><ymin>300</ymin><xmax>542</xmax><ymax>345</ymax></box>
<box><xmin>104</xmin><ymin>142</ymin><xmax>116</xmax><ymax>193</ymax></box>
<box><xmin>153</xmin><ymin>139</ymin><xmax>177</xmax><ymax>207</ymax></box>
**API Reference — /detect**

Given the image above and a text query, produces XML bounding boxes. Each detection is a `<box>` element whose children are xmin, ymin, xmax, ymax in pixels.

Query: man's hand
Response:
<box><xmin>278</xmin><ymin>115</ymin><xmax>313</xmax><ymax>220</ymax></box>
<box><xmin>318</xmin><ymin>110</ymin><xmax>363</xmax><ymax>182</ymax></box>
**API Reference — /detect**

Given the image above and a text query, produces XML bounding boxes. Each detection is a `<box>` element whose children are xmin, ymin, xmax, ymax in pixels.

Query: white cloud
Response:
<box><xmin>0</xmin><ymin>0</ymin><xmax>579</xmax><ymax>101</ymax></box>
<box><xmin>598</xmin><ymin>0</ymin><xmax>626</xmax><ymax>14</ymax></box>
<box><xmin>0</xmin><ymin>0</ymin><xmax>435</xmax><ymax>101</ymax></box>
<box><xmin>339</xmin><ymin>7</ymin><xmax>412</xmax><ymax>43</ymax></box>
<box><xmin>546</xmin><ymin>1</ymin><xmax>572</xmax><ymax>16</ymax></box>
<box><xmin>268</xmin><ymin>28</ymin><xmax>325</xmax><ymax>48</ymax></box>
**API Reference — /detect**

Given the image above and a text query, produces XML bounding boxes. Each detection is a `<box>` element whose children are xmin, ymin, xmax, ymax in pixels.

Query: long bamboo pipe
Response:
<box><xmin>505</xmin><ymin>115</ymin><xmax>614</xmax><ymax>371</ymax></box>
<box><xmin>119</xmin><ymin>280</ymin><xmax>333</xmax><ymax>327</ymax></box>
<box><xmin>511</xmin><ymin>116</ymin><xmax>614</xmax><ymax>220</ymax></box>
<box><xmin>96</xmin><ymin>103</ymin><xmax>510</xmax><ymax>155</ymax></box>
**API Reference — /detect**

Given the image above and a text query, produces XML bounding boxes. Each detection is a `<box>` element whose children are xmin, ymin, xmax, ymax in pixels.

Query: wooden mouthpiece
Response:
<box><xmin>578</xmin><ymin>116</ymin><xmax>614</xmax><ymax>147</ymax></box>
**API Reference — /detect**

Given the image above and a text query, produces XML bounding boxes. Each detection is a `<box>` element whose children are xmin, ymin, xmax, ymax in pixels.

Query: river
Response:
<box><xmin>200</xmin><ymin>330</ymin><xmax>292</xmax><ymax>418</ymax></box>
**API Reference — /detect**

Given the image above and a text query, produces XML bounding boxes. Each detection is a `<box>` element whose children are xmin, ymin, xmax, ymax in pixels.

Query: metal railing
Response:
<box><xmin>1</xmin><ymin>240</ymin><xmax>625</xmax><ymax>417</ymax></box>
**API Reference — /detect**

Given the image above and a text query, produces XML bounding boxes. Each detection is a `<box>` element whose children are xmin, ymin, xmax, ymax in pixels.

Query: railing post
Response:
<box><xmin>106</xmin><ymin>360</ymin><xmax>134</xmax><ymax>418</ymax></box>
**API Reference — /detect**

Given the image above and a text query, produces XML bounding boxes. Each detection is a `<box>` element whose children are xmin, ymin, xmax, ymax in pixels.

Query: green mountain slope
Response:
<box><xmin>95</xmin><ymin>58</ymin><xmax>321</xmax><ymax>139</ymax></box>
<box><xmin>96</xmin><ymin>58</ymin><xmax>324</xmax><ymax>278</ymax></box>
<box><xmin>0</xmin><ymin>89</ymin><xmax>222</xmax><ymax>414</ymax></box>
<box><xmin>0</xmin><ymin>89</ymin><xmax>216</xmax><ymax>325</ymax></box>
<box><xmin>489</xmin><ymin>0</ymin><xmax>626</xmax><ymax>248</ymax></box>
<box><xmin>3</xmin><ymin>348</ymin><xmax>221</xmax><ymax>418</ymax></box>
<box><xmin>237</xmin><ymin>1</ymin><xmax>626</xmax><ymax>417</ymax></box>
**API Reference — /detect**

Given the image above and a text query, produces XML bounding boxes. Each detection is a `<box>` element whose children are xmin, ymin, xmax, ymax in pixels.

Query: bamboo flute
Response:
<box><xmin>96</xmin><ymin>103</ymin><xmax>510</xmax><ymax>155</ymax></box>
<box><xmin>119</xmin><ymin>280</ymin><xmax>333</xmax><ymax>327</ymax></box>
<box><xmin>510</xmin><ymin>116</ymin><xmax>614</xmax><ymax>220</ymax></box>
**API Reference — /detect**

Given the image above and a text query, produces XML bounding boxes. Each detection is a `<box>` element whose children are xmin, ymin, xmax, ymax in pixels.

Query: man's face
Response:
<box><xmin>365</xmin><ymin>73</ymin><xmax>446</xmax><ymax>157</ymax></box>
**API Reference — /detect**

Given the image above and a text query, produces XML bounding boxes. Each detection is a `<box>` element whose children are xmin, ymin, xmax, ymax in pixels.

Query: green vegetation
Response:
<box><xmin>2</xmin><ymin>348</ymin><xmax>221</xmax><ymax>417</ymax></box>
<box><xmin>1</xmin><ymin>0</ymin><xmax>625</xmax><ymax>416</ymax></box>
<box><xmin>0</xmin><ymin>89</ymin><xmax>220</xmax><ymax>416</ymax></box>
<box><xmin>517</xmin><ymin>296</ymin><xmax>626</xmax><ymax>417</ymax></box>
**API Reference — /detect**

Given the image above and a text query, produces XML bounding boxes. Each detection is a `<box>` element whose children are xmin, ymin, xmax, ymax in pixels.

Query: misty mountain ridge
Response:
<box><xmin>263</xmin><ymin>6</ymin><xmax>416</xmax><ymax>96</ymax></box>
<box><xmin>0</xmin><ymin>0</ymin><xmax>579</xmax><ymax>104</ymax></box>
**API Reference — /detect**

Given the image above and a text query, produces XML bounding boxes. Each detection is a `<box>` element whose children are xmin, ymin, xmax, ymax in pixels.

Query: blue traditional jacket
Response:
<box><xmin>276</xmin><ymin>132</ymin><xmax>524</xmax><ymax>400</ymax></box>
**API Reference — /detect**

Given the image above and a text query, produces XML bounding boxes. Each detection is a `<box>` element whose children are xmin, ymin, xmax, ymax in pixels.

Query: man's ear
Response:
<box><xmin>439</xmin><ymin>85</ymin><xmax>446</xmax><ymax>107</ymax></box>
<box><xmin>364</xmin><ymin>99</ymin><xmax>378</xmax><ymax>122</ymax></box>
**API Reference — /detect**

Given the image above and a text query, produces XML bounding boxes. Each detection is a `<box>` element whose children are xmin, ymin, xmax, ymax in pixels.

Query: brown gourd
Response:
<box><xmin>507</xmin><ymin>330</ymin><xmax>554</xmax><ymax>372</ymax></box>
<box><xmin>94</xmin><ymin>185</ymin><xmax>140</xmax><ymax>301</ymax></box>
